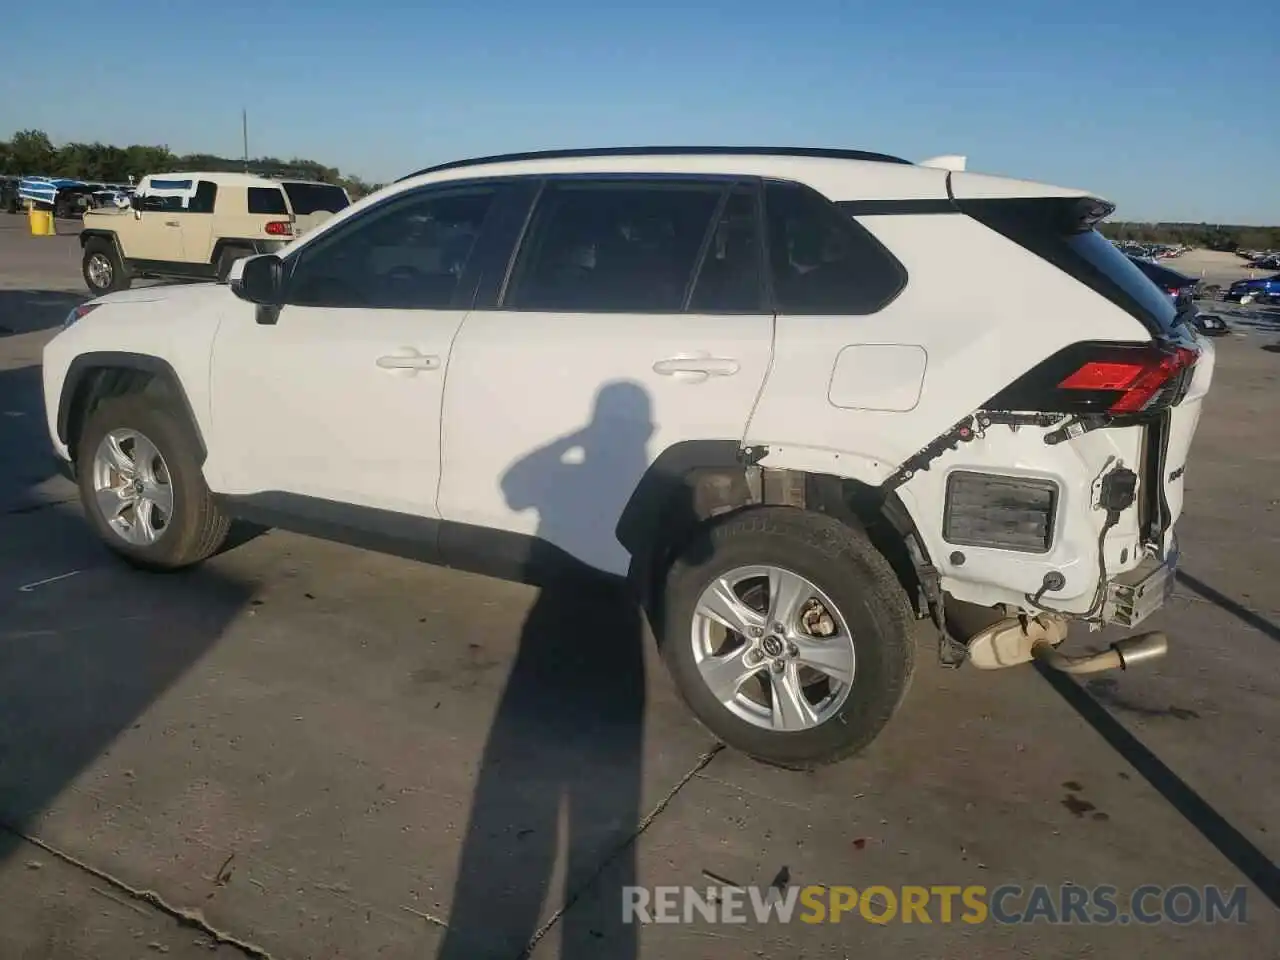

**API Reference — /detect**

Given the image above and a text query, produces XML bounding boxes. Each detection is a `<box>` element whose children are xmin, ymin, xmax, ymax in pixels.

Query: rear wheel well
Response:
<box><xmin>640</xmin><ymin>463</ymin><xmax>930</xmax><ymax>617</ymax></box>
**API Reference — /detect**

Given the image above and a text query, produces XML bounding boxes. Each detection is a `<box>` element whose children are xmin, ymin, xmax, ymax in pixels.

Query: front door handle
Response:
<box><xmin>376</xmin><ymin>350</ymin><xmax>441</xmax><ymax>373</ymax></box>
<box><xmin>652</xmin><ymin>356</ymin><xmax>740</xmax><ymax>382</ymax></box>
<box><xmin>164</xmin><ymin>219</ymin><xmax>180</xmax><ymax>227</ymax></box>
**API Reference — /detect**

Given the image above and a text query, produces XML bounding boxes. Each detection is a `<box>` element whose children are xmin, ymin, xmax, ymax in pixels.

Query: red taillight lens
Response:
<box><xmin>1059</xmin><ymin>345</ymin><xmax>1198</xmax><ymax>414</ymax></box>
<box><xmin>265</xmin><ymin>220</ymin><xmax>293</xmax><ymax>236</ymax></box>
<box><xmin>985</xmin><ymin>340</ymin><xmax>1200</xmax><ymax>416</ymax></box>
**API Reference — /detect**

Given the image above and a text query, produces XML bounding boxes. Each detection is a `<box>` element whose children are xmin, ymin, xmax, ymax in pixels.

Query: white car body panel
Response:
<box><xmin>40</xmin><ymin>148</ymin><xmax>1214</xmax><ymax>626</ymax></box>
<box><xmin>206</xmin><ymin>300</ymin><xmax>466</xmax><ymax>517</ymax></box>
<box><xmin>437</xmin><ymin>310</ymin><xmax>773</xmax><ymax>576</ymax></box>
<box><xmin>41</xmin><ymin>284</ymin><xmax>225</xmax><ymax>462</ymax></box>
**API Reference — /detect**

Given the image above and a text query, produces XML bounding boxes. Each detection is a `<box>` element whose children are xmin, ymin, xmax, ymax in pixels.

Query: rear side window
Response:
<box><xmin>765</xmin><ymin>181</ymin><xmax>906</xmax><ymax>314</ymax></box>
<box><xmin>248</xmin><ymin>187</ymin><xmax>288</xmax><ymax>215</ymax></box>
<box><xmin>505</xmin><ymin>180</ymin><xmax>724</xmax><ymax>312</ymax></box>
<box><xmin>956</xmin><ymin>197</ymin><xmax>1177</xmax><ymax>335</ymax></box>
<box><xmin>189</xmin><ymin>180</ymin><xmax>217</xmax><ymax>213</ymax></box>
<box><xmin>282</xmin><ymin>182</ymin><xmax>350</xmax><ymax>215</ymax></box>
<box><xmin>688</xmin><ymin>186</ymin><xmax>764</xmax><ymax>313</ymax></box>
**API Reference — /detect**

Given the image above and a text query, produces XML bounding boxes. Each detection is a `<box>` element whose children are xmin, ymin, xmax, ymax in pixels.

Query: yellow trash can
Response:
<box><xmin>27</xmin><ymin>206</ymin><xmax>55</xmax><ymax>236</ymax></box>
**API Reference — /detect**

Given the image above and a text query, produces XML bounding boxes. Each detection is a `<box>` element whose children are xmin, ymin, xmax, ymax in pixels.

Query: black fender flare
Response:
<box><xmin>57</xmin><ymin>352</ymin><xmax>207</xmax><ymax>462</ymax></box>
<box><xmin>79</xmin><ymin>229</ymin><xmax>126</xmax><ymax>265</ymax></box>
<box><xmin>615</xmin><ymin>439</ymin><xmax>748</xmax><ymax>598</ymax></box>
<box><xmin>210</xmin><ymin>237</ymin><xmax>284</xmax><ymax>265</ymax></box>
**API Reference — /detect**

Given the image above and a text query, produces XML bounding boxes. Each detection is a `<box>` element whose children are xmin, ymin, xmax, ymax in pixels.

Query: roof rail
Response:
<box><xmin>396</xmin><ymin>145</ymin><xmax>912</xmax><ymax>182</ymax></box>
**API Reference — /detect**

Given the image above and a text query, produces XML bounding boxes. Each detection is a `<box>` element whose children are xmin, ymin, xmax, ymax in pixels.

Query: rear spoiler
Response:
<box><xmin>919</xmin><ymin>155</ymin><xmax>967</xmax><ymax>171</ymax></box>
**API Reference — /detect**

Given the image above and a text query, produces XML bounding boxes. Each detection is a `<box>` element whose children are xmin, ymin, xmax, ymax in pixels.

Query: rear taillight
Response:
<box><xmin>265</xmin><ymin>220</ymin><xmax>293</xmax><ymax>237</ymax></box>
<box><xmin>1059</xmin><ymin>345</ymin><xmax>1198</xmax><ymax>413</ymax></box>
<box><xmin>985</xmin><ymin>341</ymin><xmax>1199</xmax><ymax>416</ymax></box>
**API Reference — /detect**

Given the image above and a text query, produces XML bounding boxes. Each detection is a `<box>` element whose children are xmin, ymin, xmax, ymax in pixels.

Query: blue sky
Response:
<box><xmin>3</xmin><ymin>0</ymin><xmax>1277</xmax><ymax>223</ymax></box>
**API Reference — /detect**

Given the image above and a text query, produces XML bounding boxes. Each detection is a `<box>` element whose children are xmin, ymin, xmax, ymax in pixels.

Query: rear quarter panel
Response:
<box><xmin>744</xmin><ymin>209</ymin><xmax>1156</xmax><ymax>610</ymax></box>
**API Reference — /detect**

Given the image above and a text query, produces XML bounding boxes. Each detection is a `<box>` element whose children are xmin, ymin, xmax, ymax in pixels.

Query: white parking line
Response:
<box><xmin>17</xmin><ymin>570</ymin><xmax>83</xmax><ymax>592</ymax></box>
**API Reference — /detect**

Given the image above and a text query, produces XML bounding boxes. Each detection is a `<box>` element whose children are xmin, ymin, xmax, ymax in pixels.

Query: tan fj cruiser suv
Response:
<box><xmin>79</xmin><ymin>172</ymin><xmax>351</xmax><ymax>295</ymax></box>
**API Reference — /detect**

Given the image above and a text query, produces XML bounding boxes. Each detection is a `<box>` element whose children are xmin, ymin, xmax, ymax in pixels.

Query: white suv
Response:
<box><xmin>41</xmin><ymin>146</ymin><xmax>1215</xmax><ymax>768</ymax></box>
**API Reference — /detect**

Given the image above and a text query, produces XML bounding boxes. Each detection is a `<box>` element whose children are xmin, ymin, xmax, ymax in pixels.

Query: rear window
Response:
<box><xmin>282</xmin><ymin>182</ymin><xmax>350</xmax><ymax>216</ymax></box>
<box><xmin>956</xmin><ymin>196</ymin><xmax>1177</xmax><ymax>336</ymax></box>
<box><xmin>248</xmin><ymin>187</ymin><xmax>288</xmax><ymax>215</ymax></box>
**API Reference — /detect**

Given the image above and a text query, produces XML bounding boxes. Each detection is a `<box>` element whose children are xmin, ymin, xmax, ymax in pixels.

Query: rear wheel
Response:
<box><xmin>77</xmin><ymin>393</ymin><xmax>230</xmax><ymax>570</ymax></box>
<box><xmin>82</xmin><ymin>238</ymin><xmax>130</xmax><ymax>296</ymax></box>
<box><xmin>216</xmin><ymin>246</ymin><xmax>254</xmax><ymax>282</ymax></box>
<box><xmin>658</xmin><ymin>506</ymin><xmax>915</xmax><ymax>769</ymax></box>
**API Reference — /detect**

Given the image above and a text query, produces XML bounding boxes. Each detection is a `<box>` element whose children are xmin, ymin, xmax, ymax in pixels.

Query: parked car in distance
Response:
<box><xmin>1126</xmin><ymin>254</ymin><xmax>1199</xmax><ymax>313</ymax></box>
<box><xmin>1224</xmin><ymin>273</ymin><xmax>1280</xmax><ymax>305</ymax></box>
<box><xmin>78</xmin><ymin>171</ymin><xmax>351</xmax><ymax>295</ymax></box>
<box><xmin>42</xmin><ymin>145</ymin><xmax>1214</xmax><ymax>769</ymax></box>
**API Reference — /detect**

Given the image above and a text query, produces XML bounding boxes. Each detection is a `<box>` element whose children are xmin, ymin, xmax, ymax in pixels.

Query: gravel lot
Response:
<box><xmin>1</xmin><ymin>214</ymin><xmax>1277</xmax><ymax>958</ymax></box>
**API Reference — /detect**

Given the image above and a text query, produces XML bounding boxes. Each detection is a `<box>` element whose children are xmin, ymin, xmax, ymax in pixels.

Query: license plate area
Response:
<box><xmin>1102</xmin><ymin>548</ymin><xmax>1177</xmax><ymax>627</ymax></box>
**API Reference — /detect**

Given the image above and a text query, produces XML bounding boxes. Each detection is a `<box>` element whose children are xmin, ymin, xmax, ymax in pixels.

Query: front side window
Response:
<box><xmin>504</xmin><ymin>181</ymin><xmax>724</xmax><ymax>312</ymax></box>
<box><xmin>286</xmin><ymin>186</ymin><xmax>498</xmax><ymax>309</ymax></box>
<box><xmin>768</xmin><ymin>181</ymin><xmax>906</xmax><ymax>314</ymax></box>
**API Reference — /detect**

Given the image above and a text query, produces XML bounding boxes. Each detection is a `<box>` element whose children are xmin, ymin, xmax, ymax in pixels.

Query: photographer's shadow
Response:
<box><xmin>438</xmin><ymin>381</ymin><xmax>654</xmax><ymax>960</ymax></box>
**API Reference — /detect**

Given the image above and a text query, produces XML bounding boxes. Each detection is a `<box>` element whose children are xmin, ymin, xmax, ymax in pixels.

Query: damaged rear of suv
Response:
<box><xmin>41</xmin><ymin>147</ymin><xmax>1212</xmax><ymax>770</ymax></box>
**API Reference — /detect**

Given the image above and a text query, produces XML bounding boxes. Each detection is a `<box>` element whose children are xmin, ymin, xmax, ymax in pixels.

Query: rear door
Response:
<box><xmin>437</xmin><ymin>176</ymin><xmax>774</xmax><ymax>576</ymax></box>
<box><xmin>178</xmin><ymin>179</ymin><xmax>218</xmax><ymax>264</ymax></box>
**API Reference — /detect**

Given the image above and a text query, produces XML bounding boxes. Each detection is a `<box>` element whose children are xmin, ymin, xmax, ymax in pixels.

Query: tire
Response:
<box><xmin>76</xmin><ymin>393</ymin><xmax>230</xmax><ymax>570</ymax></box>
<box><xmin>658</xmin><ymin>506</ymin><xmax>915</xmax><ymax>769</ymax></box>
<box><xmin>82</xmin><ymin>238</ymin><xmax>131</xmax><ymax>296</ymax></box>
<box><xmin>216</xmin><ymin>246</ymin><xmax>253</xmax><ymax>283</ymax></box>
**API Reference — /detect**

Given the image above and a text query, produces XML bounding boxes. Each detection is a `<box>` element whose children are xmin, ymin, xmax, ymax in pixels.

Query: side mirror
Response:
<box><xmin>233</xmin><ymin>254</ymin><xmax>285</xmax><ymax>306</ymax></box>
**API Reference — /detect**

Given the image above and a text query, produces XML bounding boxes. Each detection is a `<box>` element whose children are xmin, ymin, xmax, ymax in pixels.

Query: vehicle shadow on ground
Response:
<box><xmin>1039</xmin><ymin>665</ymin><xmax>1280</xmax><ymax>910</ymax></box>
<box><xmin>437</xmin><ymin>382</ymin><xmax>677</xmax><ymax>960</ymax></box>
<box><xmin>1175</xmin><ymin>571</ymin><xmax>1280</xmax><ymax>643</ymax></box>
<box><xmin>0</xmin><ymin>363</ymin><xmax>254</xmax><ymax>873</ymax></box>
<box><xmin>0</xmin><ymin>290</ymin><xmax>85</xmax><ymax>338</ymax></box>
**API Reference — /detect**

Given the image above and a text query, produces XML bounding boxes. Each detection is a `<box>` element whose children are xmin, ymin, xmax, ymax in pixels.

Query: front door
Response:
<box><xmin>438</xmin><ymin>178</ymin><xmax>774</xmax><ymax>576</ymax></box>
<box><xmin>207</xmin><ymin>181</ymin><xmax>508</xmax><ymax>519</ymax></box>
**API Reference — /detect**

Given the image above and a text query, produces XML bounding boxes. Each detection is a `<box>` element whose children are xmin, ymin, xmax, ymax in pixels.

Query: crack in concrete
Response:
<box><xmin>2</xmin><ymin>823</ymin><xmax>275</xmax><ymax>960</ymax></box>
<box><xmin>517</xmin><ymin>743</ymin><xmax>725</xmax><ymax>959</ymax></box>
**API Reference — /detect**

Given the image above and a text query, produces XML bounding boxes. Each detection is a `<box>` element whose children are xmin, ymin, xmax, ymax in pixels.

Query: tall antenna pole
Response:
<box><xmin>242</xmin><ymin>108</ymin><xmax>249</xmax><ymax>172</ymax></box>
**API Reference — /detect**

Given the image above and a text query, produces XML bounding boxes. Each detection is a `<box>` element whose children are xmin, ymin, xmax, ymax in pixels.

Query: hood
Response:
<box><xmin>91</xmin><ymin>281</ymin><xmax>221</xmax><ymax>308</ymax></box>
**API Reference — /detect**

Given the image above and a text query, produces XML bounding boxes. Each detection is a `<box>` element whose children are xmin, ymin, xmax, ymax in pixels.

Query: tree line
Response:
<box><xmin>1099</xmin><ymin>220</ymin><xmax>1279</xmax><ymax>252</ymax></box>
<box><xmin>0</xmin><ymin>129</ymin><xmax>382</xmax><ymax>199</ymax></box>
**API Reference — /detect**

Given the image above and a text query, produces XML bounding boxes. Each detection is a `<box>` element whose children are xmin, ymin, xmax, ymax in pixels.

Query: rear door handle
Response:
<box><xmin>377</xmin><ymin>351</ymin><xmax>441</xmax><ymax>372</ymax></box>
<box><xmin>652</xmin><ymin>356</ymin><xmax>740</xmax><ymax>381</ymax></box>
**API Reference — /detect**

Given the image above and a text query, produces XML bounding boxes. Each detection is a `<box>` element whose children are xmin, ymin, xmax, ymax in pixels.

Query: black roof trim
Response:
<box><xmin>396</xmin><ymin>146</ymin><xmax>912</xmax><ymax>182</ymax></box>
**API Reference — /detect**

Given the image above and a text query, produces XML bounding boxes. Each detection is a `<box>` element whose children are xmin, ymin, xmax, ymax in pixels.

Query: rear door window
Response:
<box><xmin>504</xmin><ymin>180</ymin><xmax>724</xmax><ymax>312</ymax></box>
<box><xmin>248</xmin><ymin>187</ymin><xmax>288</xmax><ymax>215</ymax></box>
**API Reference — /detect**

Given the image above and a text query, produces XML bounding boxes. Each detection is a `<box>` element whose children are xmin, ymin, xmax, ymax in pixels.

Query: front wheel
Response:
<box><xmin>77</xmin><ymin>393</ymin><xmax>230</xmax><ymax>570</ymax></box>
<box><xmin>658</xmin><ymin>506</ymin><xmax>915</xmax><ymax>769</ymax></box>
<box><xmin>82</xmin><ymin>238</ymin><xmax>130</xmax><ymax>296</ymax></box>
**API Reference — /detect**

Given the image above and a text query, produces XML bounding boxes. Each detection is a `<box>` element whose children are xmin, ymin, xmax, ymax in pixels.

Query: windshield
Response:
<box><xmin>282</xmin><ymin>182</ymin><xmax>350</xmax><ymax>216</ymax></box>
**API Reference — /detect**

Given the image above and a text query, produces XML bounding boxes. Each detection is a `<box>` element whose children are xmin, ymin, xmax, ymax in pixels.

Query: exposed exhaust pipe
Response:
<box><xmin>1030</xmin><ymin>632</ymin><xmax>1168</xmax><ymax>675</ymax></box>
